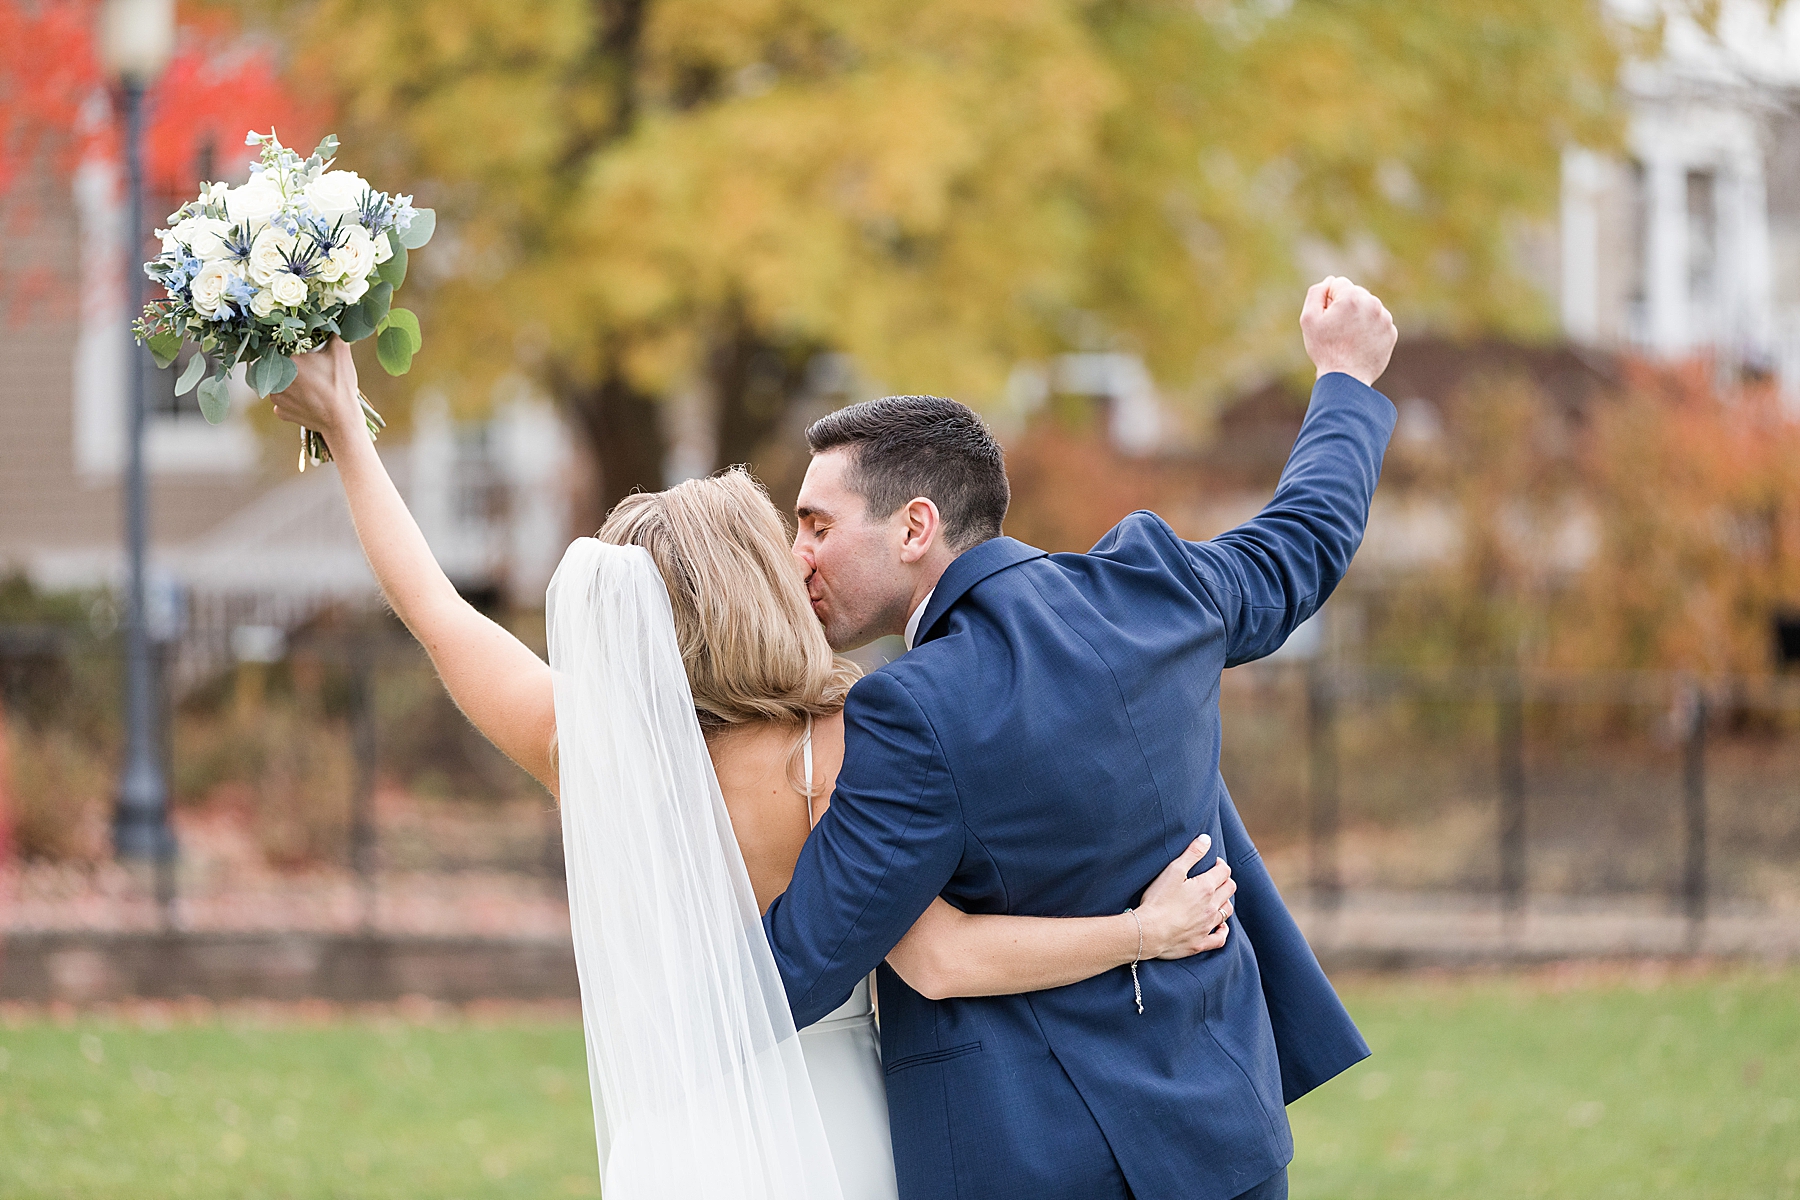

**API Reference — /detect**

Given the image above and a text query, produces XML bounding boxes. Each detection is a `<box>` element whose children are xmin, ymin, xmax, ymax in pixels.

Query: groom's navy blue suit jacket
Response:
<box><xmin>764</xmin><ymin>373</ymin><xmax>1396</xmax><ymax>1200</ymax></box>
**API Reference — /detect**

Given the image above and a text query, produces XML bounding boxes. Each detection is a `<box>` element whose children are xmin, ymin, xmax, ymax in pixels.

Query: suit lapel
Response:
<box><xmin>913</xmin><ymin>536</ymin><xmax>1047</xmax><ymax>647</ymax></box>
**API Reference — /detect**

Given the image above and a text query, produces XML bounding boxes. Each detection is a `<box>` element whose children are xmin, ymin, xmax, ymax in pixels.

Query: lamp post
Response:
<box><xmin>100</xmin><ymin>0</ymin><xmax>177</xmax><ymax>907</ymax></box>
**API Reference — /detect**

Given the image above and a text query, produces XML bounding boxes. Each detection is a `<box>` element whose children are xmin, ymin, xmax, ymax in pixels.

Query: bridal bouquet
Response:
<box><xmin>132</xmin><ymin>131</ymin><xmax>436</xmax><ymax>469</ymax></box>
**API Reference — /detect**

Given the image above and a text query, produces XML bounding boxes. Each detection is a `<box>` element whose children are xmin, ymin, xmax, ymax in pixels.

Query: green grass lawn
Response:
<box><xmin>1289</xmin><ymin>966</ymin><xmax>1800</xmax><ymax>1200</ymax></box>
<box><xmin>0</xmin><ymin>1013</ymin><xmax>599</xmax><ymax>1199</ymax></box>
<box><xmin>2</xmin><ymin>967</ymin><xmax>1796</xmax><ymax>1199</ymax></box>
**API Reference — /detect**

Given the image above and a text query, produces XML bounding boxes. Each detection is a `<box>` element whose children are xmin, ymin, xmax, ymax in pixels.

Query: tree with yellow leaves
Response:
<box><xmin>246</xmin><ymin>0</ymin><xmax>1619</xmax><ymax>520</ymax></box>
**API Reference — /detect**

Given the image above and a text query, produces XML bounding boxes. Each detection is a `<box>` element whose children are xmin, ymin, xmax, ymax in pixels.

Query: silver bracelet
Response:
<box><xmin>1124</xmin><ymin>907</ymin><xmax>1144</xmax><ymax>1015</ymax></box>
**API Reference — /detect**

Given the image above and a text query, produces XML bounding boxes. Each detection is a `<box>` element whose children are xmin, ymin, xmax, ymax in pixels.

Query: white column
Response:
<box><xmin>72</xmin><ymin>158</ymin><xmax>127</xmax><ymax>477</ymax></box>
<box><xmin>1560</xmin><ymin>148</ymin><xmax>1603</xmax><ymax>344</ymax></box>
<box><xmin>1727</xmin><ymin>156</ymin><xmax>1773</xmax><ymax>356</ymax></box>
<box><xmin>660</xmin><ymin>381</ymin><xmax>716</xmax><ymax>485</ymax></box>
<box><xmin>1645</xmin><ymin>152</ymin><xmax>1690</xmax><ymax>355</ymax></box>
<box><xmin>494</xmin><ymin>392</ymin><xmax>573</xmax><ymax>606</ymax></box>
<box><xmin>410</xmin><ymin>390</ymin><xmax>456</xmax><ymax>554</ymax></box>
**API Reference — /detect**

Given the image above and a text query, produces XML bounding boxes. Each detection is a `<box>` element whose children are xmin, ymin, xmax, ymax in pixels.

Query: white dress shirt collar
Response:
<box><xmin>903</xmin><ymin>587</ymin><xmax>936</xmax><ymax>651</ymax></box>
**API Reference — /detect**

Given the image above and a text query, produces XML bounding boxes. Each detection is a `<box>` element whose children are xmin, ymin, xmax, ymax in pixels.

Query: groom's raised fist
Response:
<box><xmin>1300</xmin><ymin>275</ymin><xmax>1398</xmax><ymax>387</ymax></box>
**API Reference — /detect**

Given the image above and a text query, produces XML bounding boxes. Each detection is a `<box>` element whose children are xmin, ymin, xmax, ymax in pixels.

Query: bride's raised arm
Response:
<box><xmin>273</xmin><ymin>338</ymin><xmax>558</xmax><ymax>794</ymax></box>
<box><xmin>885</xmin><ymin>835</ymin><xmax>1235</xmax><ymax>1000</ymax></box>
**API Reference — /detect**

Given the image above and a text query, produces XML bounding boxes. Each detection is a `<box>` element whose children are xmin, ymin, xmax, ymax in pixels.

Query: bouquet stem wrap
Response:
<box><xmin>299</xmin><ymin>392</ymin><xmax>387</xmax><ymax>471</ymax></box>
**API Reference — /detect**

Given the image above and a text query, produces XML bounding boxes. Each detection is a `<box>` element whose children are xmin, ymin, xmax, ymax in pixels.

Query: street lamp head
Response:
<box><xmin>99</xmin><ymin>0</ymin><xmax>176</xmax><ymax>87</ymax></box>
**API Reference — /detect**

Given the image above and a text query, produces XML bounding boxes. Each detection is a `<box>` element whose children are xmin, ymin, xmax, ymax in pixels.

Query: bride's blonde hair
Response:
<box><xmin>596</xmin><ymin>467</ymin><xmax>861</xmax><ymax>732</ymax></box>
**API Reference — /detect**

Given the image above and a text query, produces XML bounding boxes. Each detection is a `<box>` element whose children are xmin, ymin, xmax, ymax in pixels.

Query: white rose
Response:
<box><xmin>270</xmin><ymin>272</ymin><xmax>309</xmax><ymax>309</ymax></box>
<box><xmin>250</xmin><ymin>289</ymin><xmax>277</xmax><ymax>318</ymax></box>
<box><xmin>173</xmin><ymin>216</ymin><xmax>233</xmax><ymax>261</ymax></box>
<box><xmin>225</xmin><ymin>173</ymin><xmax>285</xmax><ymax>227</ymax></box>
<box><xmin>156</xmin><ymin>227</ymin><xmax>179</xmax><ymax>255</ymax></box>
<box><xmin>314</xmin><ymin>246</ymin><xmax>350</xmax><ymax>284</ymax></box>
<box><xmin>248</xmin><ymin>227</ymin><xmax>296</xmax><ymax>286</ymax></box>
<box><xmin>305</xmin><ymin>170</ymin><xmax>368</xmax><ymax>222</ymax></box>
<box><xmin>190</xmin><ymin>261</ymin><xmax>237</xmax><ymax>317</ymax></box>
<box><xmin>332</xmin><ymin>274</ymin><xmax>370</xmax><ymax>306</ymax></box>
<box><xmin>372</xmin><ymin>229</ymin><xmax>394</xmax><ymax>264</ymax></box>
<box><xmin>339</xmin><ymin>225</ymin><xmax>379</xmax><ymax>281</ymax></box>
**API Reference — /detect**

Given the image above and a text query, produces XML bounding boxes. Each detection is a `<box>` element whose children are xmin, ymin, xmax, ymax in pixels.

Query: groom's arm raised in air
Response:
<box><xmin>1180</xmin><ymin>277</ymin><xmax>1400</xmax><ymax>666</ymax></box>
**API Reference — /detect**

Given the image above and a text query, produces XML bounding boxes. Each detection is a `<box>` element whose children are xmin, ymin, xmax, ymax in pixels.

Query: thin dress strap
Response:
<box><xmin>802</xmin><ymin>713</ymin><xmax>816</xmax><ymax>827</ymax></box>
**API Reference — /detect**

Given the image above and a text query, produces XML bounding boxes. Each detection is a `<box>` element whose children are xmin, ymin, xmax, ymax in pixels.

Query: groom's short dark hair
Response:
<box><xmin>806</xmin><ymin>395</ymin><xmax>1009</xmax><ymax>551</ymax></box>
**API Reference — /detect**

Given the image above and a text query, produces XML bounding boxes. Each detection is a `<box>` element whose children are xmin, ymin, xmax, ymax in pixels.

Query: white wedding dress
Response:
<box><xmin>797</xmin><ymin>725</ymin><xmax>902</xmax><ymax>1200</ymax></box>
<box><xmin>798</xmin><ymin>977</ymin><xmax>899</xmax><ymax>1199</ymax></box>
<box><xmin>548</xmin><ymin>539</ymin><xmax>899</xmax><ymax>1200</ymax></box>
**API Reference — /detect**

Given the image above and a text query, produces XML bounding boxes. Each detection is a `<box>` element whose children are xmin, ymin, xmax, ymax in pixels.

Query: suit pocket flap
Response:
<box><xmin>884</xmin><ymin>1040</ymin><xmax>982</xmax><ymax>1075</ymax></box>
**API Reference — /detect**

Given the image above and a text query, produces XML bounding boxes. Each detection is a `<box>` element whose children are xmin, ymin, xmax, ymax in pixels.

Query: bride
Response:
<box><xmin>273</xmin><ymin>340</ymin><xmax>1237</xmax><ymax>1198</ymax></box>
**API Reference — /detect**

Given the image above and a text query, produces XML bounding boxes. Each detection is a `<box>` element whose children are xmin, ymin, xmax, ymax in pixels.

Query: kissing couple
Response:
<box><xmin>273</xmin><ymin>275</ymin><xmax>1399</xmax><ymax>1199</ymax></box>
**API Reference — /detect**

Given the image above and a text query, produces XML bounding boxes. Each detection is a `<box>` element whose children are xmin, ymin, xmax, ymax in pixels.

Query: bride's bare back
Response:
<box><xmin>708</xmin><ymin>713</ymin><xmax>846</xmax><ymax>913</ymax></box>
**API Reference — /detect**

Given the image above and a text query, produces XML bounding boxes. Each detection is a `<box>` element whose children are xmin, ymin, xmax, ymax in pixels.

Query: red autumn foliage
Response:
<box><xmin>1360</xmin><ymin>356</ymin><xmax>1800</xmax><ymax>679</ymax></box>
<box><xmin>1553</xmin><ymin>361</ymin><xmax>1800</xmax><ymax>678</ymax></box>
<box><xmin>0</xmin><ymin>1</ymin><xmax>327</xmax><ymax>318</ymax></box>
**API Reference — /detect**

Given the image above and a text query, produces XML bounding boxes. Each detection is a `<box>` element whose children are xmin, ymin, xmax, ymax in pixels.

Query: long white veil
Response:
<box><xmin>547</xmin><ymin>538</ymin><xmax>843</xmax><ymax>1199</ymax></box>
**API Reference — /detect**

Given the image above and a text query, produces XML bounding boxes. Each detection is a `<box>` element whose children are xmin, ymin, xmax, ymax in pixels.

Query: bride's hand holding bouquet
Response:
<box><xmin>271</xmin><ymin>334</ymin><xmax>363</xmax><ymax>454</ymax></box>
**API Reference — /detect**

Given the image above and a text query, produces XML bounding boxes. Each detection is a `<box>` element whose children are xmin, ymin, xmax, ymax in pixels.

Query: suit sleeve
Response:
<box><xmin>1181</xmin><ymin>372</ymin><xmax>1396</xmax><ymax>667</ymax></box>
<box><xmin>1218</xmin><ymin>789</ymin><xmax>1370</xmax><ymax>1103</ymax></box>
<box><xmin>763</xmin><ymin>670</ymin><xmax>965</xmax><ymax>1028</ymax></box>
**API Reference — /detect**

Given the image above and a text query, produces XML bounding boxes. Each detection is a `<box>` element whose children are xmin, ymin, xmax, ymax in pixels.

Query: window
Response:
<box><xmin>1617</xmin><ymin>158</ymin><xmax>1652</xmax><ymax>344</ymax></box>
<box><xmin>1686</xmin><ymin>168</ymin><xmax>1718</xmax><ymax>325</ymax></box>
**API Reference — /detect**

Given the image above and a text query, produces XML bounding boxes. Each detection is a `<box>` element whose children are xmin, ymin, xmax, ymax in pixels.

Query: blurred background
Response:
<box><xmin>1</xmin><ymin>1</ymin><xmax>1798</xmax><ymax>1197</ymax></box>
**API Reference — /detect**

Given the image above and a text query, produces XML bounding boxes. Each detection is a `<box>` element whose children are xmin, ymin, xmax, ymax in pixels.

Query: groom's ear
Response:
<box><xmin>896</xmin><ymin>496</ymin><xmax>942</xmax><ymax>564</ymax></box>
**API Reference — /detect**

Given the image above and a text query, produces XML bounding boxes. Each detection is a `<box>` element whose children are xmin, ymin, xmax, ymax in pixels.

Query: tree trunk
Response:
<box><xmin>564</xmin><ymin>365</ymin><xmax>666</xmax><ymax>532</ymax></box>
<box><xmin>709</xmin><ymin>300</ymin><xmax>822</xmax><ymax>507</ymax></box>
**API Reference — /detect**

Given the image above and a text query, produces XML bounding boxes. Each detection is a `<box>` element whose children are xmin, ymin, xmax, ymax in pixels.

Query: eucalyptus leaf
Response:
<box><xmin>338</xmin><ymin>298</ymin><xmax>378</xmax><ymax>343</ymax></box>
<box><xmin>174</xmin><ymin>353</ymin><xmax>208</xmax><ymax>397</ymax></box>
<box><xmin>385</xmin><ymin>307</ymin><xmax>422</xmax><ymax>353</ymax></box>
<box><xmin>376</xmin><ymin>235</ymin><xmax>407</xmax><ymax>289</ymax></box>
<box><xmin>366</xmin><ymin>281</ymin><xmax>393</xmax><ymax>324</ymax></box>
<box><xmin>197</xmin><ymin>373</ymin><xmax>233</xmax><ymax>424</ymax></box>
<box><xmin>398</xmin><ymin>208</ymin><xmax>435</xmax><ymax>249</ymax></box>
<box><xmin>273</xmin><ymin>355</ymin><xmax>299</xmax><ymax>394</ymax></box>
<box><xmin>147</xmin><ymin>331</ymin><xmax>182</xmax><ymax>370</ymax></box>
<box><xmin>247</xmin><ymin>351</ymin><xmax>298</xmax><ymax>398</ymax></box>
<box><xmin>377</xmin><ymin>325</ymin><xmax>416</xmax><ymax>375</ymax></box>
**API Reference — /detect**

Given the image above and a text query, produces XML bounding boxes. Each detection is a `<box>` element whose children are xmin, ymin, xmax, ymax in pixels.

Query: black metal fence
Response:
<box><xmin>1221</xmin><ymin>660</ymin><xmax>1800</xmax><ymax>936</ymax></box>
<box><xmin>6</xmin><ymin>619</ymin><xmax>1799</xmax><ymax>942</ymax></box>
<box><xmin>1</xmin><ymin>618</ymin><xmax>562</xmax><ymax>933</ymax></box>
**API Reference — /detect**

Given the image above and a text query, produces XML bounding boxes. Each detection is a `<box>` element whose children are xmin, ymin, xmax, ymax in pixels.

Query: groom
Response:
<box><xmin>763</xmin><ymin>277</ymin><xmax>1398</xmax><ymax>1200</ymax></box>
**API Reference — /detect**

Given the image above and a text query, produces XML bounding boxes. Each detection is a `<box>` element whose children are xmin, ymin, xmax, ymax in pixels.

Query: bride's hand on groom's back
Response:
<box><xmin>1138</xmin><ymin>835</ymin><xmax>1236</xmax><ymax>960</ymax></box>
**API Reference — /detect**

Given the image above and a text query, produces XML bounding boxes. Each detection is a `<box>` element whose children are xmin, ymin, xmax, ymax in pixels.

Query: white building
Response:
<box><xmin>1560</xmin><ymin>1</ymin><xmax>1800</xmax><ymax>392</ymax></box>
